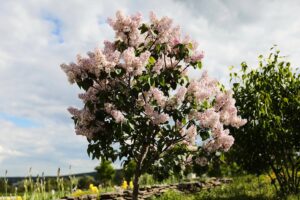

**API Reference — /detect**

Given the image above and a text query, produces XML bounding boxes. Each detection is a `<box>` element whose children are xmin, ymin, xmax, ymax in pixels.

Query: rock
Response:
<box><xmin>60</xmin><ymin>177</ymin><xmax>232</xmax><ymax>200</ymax></box>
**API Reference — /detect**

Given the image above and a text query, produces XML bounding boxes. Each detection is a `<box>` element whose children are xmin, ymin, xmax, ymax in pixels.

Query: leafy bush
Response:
<box><xmin>77</xmin><ymin>176</ymin><xmax>96</xmax><ymax>190</ymax></box>
<box><xmin>95</xmin><ymin>160</ymin><xmax>115</xmax><ymax>186</ymax></box>
<box><xmin>139</xmin><ymin>173</ymin><xmax>155</xmax><ymax>186</ymax></box>
<box><xmin>229</xmin><ymin>47</ymin><xmax>300</xmax><ymax>195</ymax></box>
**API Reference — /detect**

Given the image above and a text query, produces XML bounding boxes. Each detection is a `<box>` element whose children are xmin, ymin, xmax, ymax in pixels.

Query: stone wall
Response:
<box><xmin>59</xmin><ymin>177</ymin><xmax>232</xmax><ymax>200</ymax></box>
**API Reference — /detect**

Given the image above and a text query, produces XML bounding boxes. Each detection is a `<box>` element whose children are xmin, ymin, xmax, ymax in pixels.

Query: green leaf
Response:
<box><xmin>139</xmin><ymin>23</ymin><xmax>149</xmax><ymax>34</ymax></box>
<box><xmin>81</xmin><ymin>78</ymin><xmax>93</xmax><ymax>91</ymax></box>
<box><xmin>228</xmin><ymin>66</ymin><xmax>234</xmax><ymax>71</ymax></box>
<box><xmin>149</xmin><ymin>56</ymin><xmax>156</xmax><ymax>65</ymax></box>
<box><xmin>197</xmin><ymin>61</ymin><xmax>202</xmax><ymax>69</ymax></box>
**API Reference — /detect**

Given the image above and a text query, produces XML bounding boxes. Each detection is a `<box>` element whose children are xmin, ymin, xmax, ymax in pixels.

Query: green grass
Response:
<box><xmin>151</xmin><ymin>175</ymin><xmax>300</xmax><ymax>200</ymax></box>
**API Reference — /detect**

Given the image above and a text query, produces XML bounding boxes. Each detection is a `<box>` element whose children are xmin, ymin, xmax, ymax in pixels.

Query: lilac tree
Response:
<box><xmin>61</xmin><ymin>11</ymin><xmax>246</xmax><ymax>199</ymax></box>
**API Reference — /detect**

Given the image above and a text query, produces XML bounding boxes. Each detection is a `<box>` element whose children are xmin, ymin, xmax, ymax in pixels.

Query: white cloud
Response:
<box><xmin>0</xmin><ymin>0</ymin><xmax>300</xmax><ymax>176</ymax></box>
<box><xmin>0</xmin><ymin>144</ymin><xmax>24</xmax><ymax>163</ymax></box>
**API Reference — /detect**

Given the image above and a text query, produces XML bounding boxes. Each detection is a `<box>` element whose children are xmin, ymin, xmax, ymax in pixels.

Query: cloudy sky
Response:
<box><xmin>1</xmin><ymin>0</ymin><xmax>300</xmax><ymax>176</ymax></box>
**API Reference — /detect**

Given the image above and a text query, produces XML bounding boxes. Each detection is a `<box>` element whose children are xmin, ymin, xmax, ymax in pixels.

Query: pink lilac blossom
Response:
<box><xmin>149</xmin><ymin>12</ymin><xmax>181</xmax><ymax>51</ymax></box>
<box><xmin>185</xmin><ymin>125</ymin><xmax>197</xmax><ymax>146</ymax></box>
<box><xmin>181</xmin><ymin>37</ymin><xmax>204</xmax><ymax>63</ymax></box>
<box><xmin>107</xmin><ymin>11</ymin><xmax>142</xmax><ymax>47</ymax></box>
<box><xmin>67</xmin><ymin>107</ymin><xmax>100</xmax><ymax>139</ymax></box>
<box><xmin>203</xmin><ymin>140</ymin><xmax>219</xmax><ymax>153</ymax></box>
<box><xmin>214</xmin><ymin>90</ymin><xmax>232</xmax><ymax>111</ymax></box>
<box><xmin>216</xmin><ymin>133</ymin><xmax>235</xmax><ymax>152</ymax></box>
<box><xmin>190</xmin><ymin>51</ymin><xmax>205</xmax><ymax>63</ymax></box>
<box><xmin>203</xmin><ymin>129</ymin><xmax>235</xmax><ymax>152</ymax></box>
<box><xmin>61</xmin><ymin>63</ymin><xmax>80</xmax><ymax>84</ymax></box>
<box><xmin>78</xmin><ymin>86</ymin><xmax>99</xmax><ymax>103</ymax></box>
<box><xmin>103</xmin><ymin>40</ymin><xmax>115</xmax><ymax>55</ymax></box>
<box><xmin>197</xmin><ymin>109</ymin><xmax>220</xmax><ymax>129</ymax></box>
<box><xmin>217</xmin><ymin>93</ymin><xmax>247</xmax><ymax>127</ymax></box>
<box><xmin>211</xmin><ymin>123</ymin><xmax>226</xmax><ymax>138</ymax></box>
<box><xmin>165</xmin><ymin>57</ymin><xmax>178</xmax><ymax>69</ymax></box>
<box><xmin>175</xmin><ymin>87</ymin><xmax>187</xmax><ymax>104</ymax></box>
<box><xmin>144</xmin><ymin>103</ymin><xmax>169</xmax><ymax>125</ymax></box>
<box><xmin>122</xmin><ymin>47</ymin><xmax>151</xmax><ymax>75</ymax></box>
<box><xmin>183</xmin><ymin>71</ymin><xmax>246</xmax><ymax>152</ymax></box>
<box><xmin>104</xmin><ymin>103</ymin><xmax>126</xmax><ymax>123</ymax></box>
<box><xmin>110</xmin><ymin>110</ymin><xmax>126</xmax><ymax>123</ymax></box>
<box><xmin>187</xmin><ymin>71</ymin><xmax>219</xmax><ymax>103</ymax></box>
<box><xmin>195</xmin><ymin>157</ymin><xmax>208</xmax><ymax>166</ymax></box>
<box><xmin>152</xmin><ymin>58</ymin><xmax>164</xmax><ymax>74</ymax></box>
<box><xmin>61</xmin><ymin>47</ymin><xmax>119</xmax><ymax>81</ymax></box>
<box><xmin>152</xmin><ymin>113</ymin><xmax>169</xmax><ymax>125</ymax></box>
<box><xmin>149</xmin><ymin>87</ymin><xmax>167</xmax><ymax>107</ymax></box>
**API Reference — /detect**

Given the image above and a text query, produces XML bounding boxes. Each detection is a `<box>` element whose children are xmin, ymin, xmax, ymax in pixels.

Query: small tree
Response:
<box><xmin>77</xmin><ymin>176</ymin><xmax>96</xmax><ymax>190</ymax></box>
<box><xmin>61</xmin><ymin>11</ymin><xmax>246</xmax><ymax>199</ymax></box>
<box><xmin>123</xmin><ymin>160</ymin><xmax>136</xmax><ymax>183</ymax></box>
<box><xmin>229</xmin><ymin>48</ymin><xmax>300</xmax><ymax>195</ymax></box>
<box><xmin>95</xmin><ymin>159</ymin><xmax>115</xmax><ymax>187</ymax></box>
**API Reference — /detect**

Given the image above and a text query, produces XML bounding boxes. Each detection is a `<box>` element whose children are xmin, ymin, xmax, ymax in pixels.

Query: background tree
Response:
<box><xmin>95</xmin><ymin>159</ymin><xmax>115</xmax><ymax>187</ymax></box>
<box><xmin>123</xmin><ymin>160</ymin><xmax>136</xmax><ymax>183</ymax></box>
<box><xmin>229</xmin><ymin>48</ymin><xmax>300</xmax><ymax>195</ymax></box>
<box><xmin>61</xmin><ymin>11</ymin><xmax>246</xmax><ymax>199</ymax></box>
<box><xmin>77</xmin><ymin>176</ymin><xmax>96</xmax><ymax>190</ymax></box>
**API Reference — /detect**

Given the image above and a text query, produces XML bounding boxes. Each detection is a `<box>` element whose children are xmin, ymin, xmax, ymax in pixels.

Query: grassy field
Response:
<box><xmin>151</xmin><ymin>175</ymin><xmax>300</xmax><ymax>200</ymax></box>
<box><xmin>1</xmin><ymin>174</ymin><xmax>299</xmax><ymax>199</ymax></box>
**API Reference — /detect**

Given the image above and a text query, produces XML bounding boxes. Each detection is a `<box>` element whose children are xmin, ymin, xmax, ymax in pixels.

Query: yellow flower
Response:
<box><xmin>129</xmin><ymin>181</ymin><xmax>134</xmax><ymax>190</ymax></box>
<box><xmin>17</xmin><ymin>197</ymin><xmax>23</xmax><ymax>200</ymax></box>
<box><xmin>89</xmin><ymin>184</ymin><xmax>94</xmax><ymax>190</ymax></box>
<box><xmin>72</xmin><ymin>189</ymin><xmax>84</xmax><ymax>197</ymax></box>
<box><xmin>89</xmin><ymin>183</ymin><xmax>99</xmax><ymax>194</ymax></box>
<box><xmin>91</xmin><ymin>186</ymin><xmax>99</xmax><ymax>193</ymax></box>
<box><xmin>121</xmin><ymin>180</ymin><xmax>128</xmax><ymax>190</ymax></box>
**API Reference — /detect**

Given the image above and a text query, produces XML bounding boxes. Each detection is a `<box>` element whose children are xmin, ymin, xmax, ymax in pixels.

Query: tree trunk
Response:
<box><xmin>132</xmin><ymin>167</ymin><xmax>141</xmax><ymax>200</ymax></box>
<box><xmin>132</xmin><ymin>144</ymin><xmax>149</xmax><ymax>200</ymax></box>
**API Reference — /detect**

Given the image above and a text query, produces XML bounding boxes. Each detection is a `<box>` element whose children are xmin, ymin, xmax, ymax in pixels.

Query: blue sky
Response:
<box><xmin>0</xmin><ymin>0</ymin><xmax>300</xmax><ymax>176</ymax></box>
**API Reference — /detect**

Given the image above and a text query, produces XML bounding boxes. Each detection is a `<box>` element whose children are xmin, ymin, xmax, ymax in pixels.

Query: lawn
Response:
<box><xmin>151</xmin><ymin>175</ymin><xmax>300</xmax><ymax>200</ymax></box>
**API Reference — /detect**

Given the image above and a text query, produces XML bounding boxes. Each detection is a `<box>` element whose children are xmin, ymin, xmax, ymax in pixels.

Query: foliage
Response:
<box><xmin>0</xmin><ymin>179</ymin><xmax>11</xmax><ymax>195</ymax></box>
<box><xmin>95</xmin><ymin>159</ymin><xmax>115</xmax><ymax>186</ymax></box>
<box><xmin>139</xmin><ymin>173</ymin><xmax>156</xmax><ymax>186</ymax></box>
<box><xmin>229</xmin><ymin>47</ymin><xmax>300</xmax><ymax>195</ymax></box>
<box><xmin>123</xmin><ymin>160</ymin><xmax>136</xmax><ymax>182</ymax></box>
<box><xmin>151</xmin><ymin>190</ymin><xmax>193</xmax><ymax>200</ymax></box>
<box><xmin>61</xmin><ymin>11</ymin><xmax>246</xmax><ymax>199</ymax></box>
<box><xmin>1</xmin><ymin>173</ymin><xmax>72</xmax><ymax>200</ymax></box>
<box><xmin>77</xmin><ymin>176</ymin><xmax>96</xmax><ymax>190</ymax></box>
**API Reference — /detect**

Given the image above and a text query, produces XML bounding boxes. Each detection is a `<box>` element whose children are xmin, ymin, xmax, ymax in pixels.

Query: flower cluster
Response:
<box><xmin>195</xmin><ymin>156</ymin><xmax>208</xmax><ymax>166</ymax></box>
<box><xmin>104</xmin><ymin>103</ymin><xmax>126</xmax><ymax>123</ymax></box>
<box><xmin>149</xmin><ymin>12</ymin><xmax>179</xmax><ymax>47</ymax></box>
<box><xmin>122</xmin><ymin>47</ymin><xmax>151</xmax><ymax>75</ymax></box>
<box><xmin>67</xmin><ymin>107</ymin><xmax>99</xmax><ymax>139</ymax></box>
<box><xmin>187</xmin><ymin>71</ymin><xmax>219</xmax><ymax>103</ymax></box>
<box><xmin>144</xmin><ymin>104</ymin><xmax>169</xmax><ymax>125</ymax></box>
<box><xmin>107</xmin><ymin>11</ymin><xmax>142</xmax><ymax>47</ymax></box>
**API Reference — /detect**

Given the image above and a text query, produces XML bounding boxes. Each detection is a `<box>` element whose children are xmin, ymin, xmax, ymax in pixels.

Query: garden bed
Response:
<box><xmin>58</xmin><ymin>177</ymin><xmax>232</xmax><ymax>200</ymax></box>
